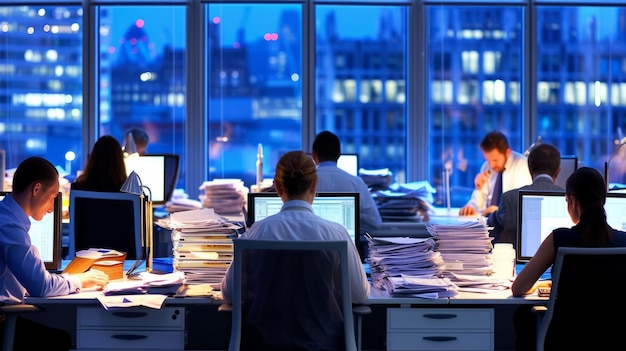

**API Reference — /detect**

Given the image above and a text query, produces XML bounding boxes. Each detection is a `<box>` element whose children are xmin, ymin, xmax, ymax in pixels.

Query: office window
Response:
<box><xmin>536</xmin><ymin>6</ymin><xmax>626</xmax><ymax>185</ymax></box>
<box><xmin>206</xmin><ymin>3</ymin><xmax>302</xmax><ymax>185</ymax></box>
<box><xmin>96</xmin><ymin>5</ymin><xmax>186</xmax><ymax>190</ymax></box>
<box><xmin>315</xmin><ymin>5</ymin><xmax>408</xmax><ymax>182</ymax></box>
<box><xmin>0</xmin><ymin>5</ymin><xmax>83</xmax><ymax>173</ymax></box>
<box><xmin>428</xmin><ymin>5</ymin><xmax>524</xmax><ymax>207</ymax></box>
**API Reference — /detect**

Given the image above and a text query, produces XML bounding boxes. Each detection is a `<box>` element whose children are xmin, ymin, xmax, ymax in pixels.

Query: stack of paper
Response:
<box><xmin>372</xmin><ymin>181</ymin><xmax>436</xmax><ymax>222</ymax></box>
<box><xmin>160</xmin><ymin>208</ymin><xmax>242</xmax><ymax>289</ymax></box>
<box><xmin>366</xmin><ymin>236</ymin><xmax>453</xmax><ymax>298</ymax></box>
<box><xmin>165</xmin><ymin>189</ymin><xmax>203</xmax><ymax>213</ymax></box>
<box><xmin>198</xmin><ymin>179</ymin><xmax>249</xmax><ymax>215</ymax></box>
<box><xmin>359</xmin><ymin>168</ymin><xmax>393</xmax><ymax>190</ymax></box>
<box><xmin>426</xmin><ymin>219</ymin><xmax>508</xmax><ymax>291</ymax></box>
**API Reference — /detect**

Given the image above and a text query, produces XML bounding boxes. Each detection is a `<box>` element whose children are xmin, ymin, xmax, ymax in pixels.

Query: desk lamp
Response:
<box><xmin>121</xmin><ymin>170</ymin><xmax>154</xmax><ymax>276</ymax></box>
<box><xmin>122</xmin><ymin>132</ymin><xmax>138</xmax><ymax>157</ymax></box>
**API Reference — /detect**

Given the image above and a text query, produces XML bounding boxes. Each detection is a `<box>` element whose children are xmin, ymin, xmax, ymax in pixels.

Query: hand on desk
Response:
<box><xmin>74</xmin><ymin>269</ymin><xmax>110</xmax><ymax>291</ymax></box>
<box><xmin>459</xmin><ymin>205</ymin><xmax>478</xmax><ymax>216</ymax></box>
<box><xmin>481</xmin><ymin>205</ymin><xmax>498</xmax><ymax>217</ymax></box>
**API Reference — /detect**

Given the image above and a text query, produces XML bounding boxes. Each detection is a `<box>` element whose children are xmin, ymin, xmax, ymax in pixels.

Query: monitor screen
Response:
<box><xmin>0</xmin><ymin>191</ymin><xmax>62</xmax><ymax>271</ymax></box>
<box><xmin>69</xmin><ymin>190</ymin><xmax>144</xmax><ymax>261</ymax></box>
<box><xmin>337</xmin><ymin>154</ymin><xmax>359</xmax><ymax>176</ymax></box>
<box><xmin>124</xmin><ymin>154</ymin><xmax>180</xmax><ymax>205</ymax></box>
<box><xmin>517</xmin><ymin>190</ymin><xmax>626</xmax><ymax>262</ymax></box>
<box><xmin>247</xmin><ymin>191</ymin><xmax>360</xmax><ymax>248</ymax></box>
<box><xmin>554</xmin><ymin>156</ymin><xmax>577</xmax><ymax>189</ymax></box>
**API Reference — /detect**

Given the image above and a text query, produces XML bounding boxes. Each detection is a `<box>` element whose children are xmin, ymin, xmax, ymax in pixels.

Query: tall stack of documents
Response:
<box><xmin>159</xmin><ymin>208</ymin><xmax>242</xmax><ymax>289</ymax></box>
<box><xmin>198</xmin><ymin>179</ymin><xmax>248</xmax><ymax>215</ymax></box>
<box><xmin>366</xmin><ymin>236</ymin><xmax>456</xmax><ymax>298</ymax></box>
<box><xmin>426</xmin><ymin>219</ymin><xmax>510</xmax><ymax>291</ymax></box>
<box><xmin>359</xmin><ymin>168</ymin><xmax>393</xmax><ymax>190</ymax></box>
<box><xmin>372</xmin><ymin>181</ymin><xmax>436</xmax><ymax>222</ymax></box>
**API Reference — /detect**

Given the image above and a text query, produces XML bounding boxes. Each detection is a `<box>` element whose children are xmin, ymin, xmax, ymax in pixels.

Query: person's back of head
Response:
<box><xmin>125</xmin><ymin>127</ymin><xmax>149</xmax><ymax>155</ymax></box>
<box><xmin>527</xmin><ymin>143</ymin><xmax>561</xmax><ymax>179</ymax></box>
<box><xmin>12</xmin><ymin>156</ymin><xmax>58</xmax><ymax>195</ymax></box>
<box><xmin>312</xmin><ymin>131</ymin><xmax>341</xmax><ymax>163</ymax></box>
<box><xmin>74</xmin><ymin>135</ymin><xmax>127</xmax><ymax>192</ymax></box>
<box><xmin>566</xmin><ymin>167</ymin><xmax>610</xmax><ymax>246</ymax></box>
<box><xmin>274</xmin><ymin>150</ymin><xmax>317</xmax><ymax>199</ymax></box>
<box><xmin>480</xmin><ymin>131</ymin><xmax>510</xmax><ymax>154</ymax></box>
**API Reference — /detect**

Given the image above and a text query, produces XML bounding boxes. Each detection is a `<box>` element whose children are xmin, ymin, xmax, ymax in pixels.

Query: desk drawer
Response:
<box><xmin>388</xmin><ymin>308</ymin><xmax>493</xmax><ymax>330</ymax></box>
<box><xmin>77</xmin><ymin>306</ymin><xmax>184</xmax><ymax>328</ymax></box>
<box><xmin>387</xmin><ymin>331</ymin><xmax>493</xmax><ymax>351</ymax></box>
<box><xmin>77</xmin><ymin>330</ymin><xmax>183</xmax><ymax>350</ymax></box>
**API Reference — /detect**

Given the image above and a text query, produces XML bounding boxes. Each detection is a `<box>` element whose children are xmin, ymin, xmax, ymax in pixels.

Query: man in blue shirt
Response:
<box><xmin>312</xmin><ymin>131</ymin><xmax>382</xmax><ymax>258</ymax></box>
<box><xmin>0</xmin><ymin>157</ymin><xmax>109</xmax><ymax>350</ymax></box>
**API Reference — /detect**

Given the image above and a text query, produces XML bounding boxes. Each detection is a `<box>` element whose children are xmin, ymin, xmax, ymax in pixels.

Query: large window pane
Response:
<box><xmin>0</xmin><ymin>6</ymin><xmax>82</xmax><ymax>179</ymax></box>
<box><xmin>428</xmin><ymin>6</ymin><xmax>524</xmax><ymax>207</ymax></box>
<box><xmin>536</xmin><ymin>6</ymin><xmax>626</xmax><ymax>187</ymax></box>
<box><xmin>315</xmin><ymin>5</ymin><xmax>408</xmax><ymax>183</ymax></box>
<box><xmin>206</xmin><ymin>4</ymin><xmax>302</xmax><ymax>187</ymax></box>
<box><xmin>97</xmin><ymin>5</ymin><xmax>186</xmax><ymax>190</ymax></box>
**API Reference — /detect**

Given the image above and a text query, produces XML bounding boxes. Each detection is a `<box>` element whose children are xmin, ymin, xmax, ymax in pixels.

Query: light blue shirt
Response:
<box><xmin>0</xmin><ymin>195</ymin><xmax>80</xmax><ymax>304</ymax></box>
<box><xmin>221</xmin><ymin>200</ymin><xmax>370</xmax><ymax>303</ymax></box>
<box><xmin>315</xmin><ymin>161</ymin><xmax>383</xmax><ymax>234</ymax></box>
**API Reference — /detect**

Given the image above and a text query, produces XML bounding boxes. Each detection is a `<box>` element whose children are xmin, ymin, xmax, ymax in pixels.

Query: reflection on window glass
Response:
<box><xmin>316</xmin><ymin>5</ymin><xmax>408</xmax><ymax>183</ymax></box>
<box><xmin>97</xmin><ymin>5</ymin><xmax>186</xmax><ymax>189</ymax></box>
<box><xmin>206</xmin><ymin>4</ymin><xmax>302</xmax><ymax>187</ymax></box>
<box><xmin>536</xmin><ymin>6</ymin><xmax>626</xmax><ymax>187</ymax></box>
<box><xmin>428</xmin><ymin>6</ymin><xmax>523</xmax><ymax>207</ymax></box>
<box><xmin>0</xmin><ymin>6</ymin><xmax>82</xmax><ymax>176</ymax></box>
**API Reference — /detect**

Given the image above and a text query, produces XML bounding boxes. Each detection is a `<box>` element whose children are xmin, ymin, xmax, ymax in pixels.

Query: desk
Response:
<box><xmin>24</xmin><ymin>285</ymin><xmax>546</xmax><ymax>351</ymax></box>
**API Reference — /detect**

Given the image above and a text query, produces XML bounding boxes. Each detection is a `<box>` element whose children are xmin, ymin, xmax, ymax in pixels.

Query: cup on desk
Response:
<box><xmin>492</xmin><ymin>243</ymin><xmax>516</xmax><ymax>279</ymax></box>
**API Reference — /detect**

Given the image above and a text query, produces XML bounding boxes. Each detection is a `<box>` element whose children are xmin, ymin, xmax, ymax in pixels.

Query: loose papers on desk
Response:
<box><xmin>367</xmin><ymin>236</ymin><xmax>455</xmax><ymax>298</ymax></box>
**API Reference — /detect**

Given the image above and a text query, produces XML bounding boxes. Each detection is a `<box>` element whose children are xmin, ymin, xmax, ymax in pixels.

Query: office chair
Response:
<box><xmin>220</xmin><ymin>239</ymin><xmax>370</xmax><ymax>351</ymax></box>
<box><xmin>534</xmin><ymin>247</ymin><xmax>626</xmax><ymax>351</ymax></box>
<box><xmin>0</xmin><ymin>304</ymin><xmax>42</xmax><ymax>351</ymax></box>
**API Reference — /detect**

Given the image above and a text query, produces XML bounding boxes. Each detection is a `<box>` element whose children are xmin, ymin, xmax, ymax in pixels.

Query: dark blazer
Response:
<box><xmin>487</xmin><ymin>175</ymin><xmax>564</xmax><ymax>247</ymax></box>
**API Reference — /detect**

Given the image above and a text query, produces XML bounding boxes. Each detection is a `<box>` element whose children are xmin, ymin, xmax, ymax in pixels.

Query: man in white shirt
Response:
<box><xmin>312</xmin><ymin>131</ymin><xmax>382</xmax><ymax>257</ymax></box>
<box><xmin>459</xmin><ymin>131</ymin><xmax>532</xmax><ymax>217</ymax></box>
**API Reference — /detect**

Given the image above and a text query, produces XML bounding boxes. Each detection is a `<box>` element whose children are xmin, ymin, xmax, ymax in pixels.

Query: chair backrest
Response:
<box><xmin>537</xmin><ymin>246</ymin><xmax>626</xmax><ymax>351</ymax></box>
<box><xmin>230</xmin><ymin>239</ymin><xmax>356</xmax><ymax>351</ymax></box>
<box><xmin>68</xmin><ymin>190</ymin><xmax>144</xmax><ymax>260</ymax></box>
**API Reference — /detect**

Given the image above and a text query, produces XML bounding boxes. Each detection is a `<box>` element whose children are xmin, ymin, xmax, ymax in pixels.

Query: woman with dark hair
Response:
<box><xmin>72</xmin><ymin>135</ymin><xmax>127</xmax><ymax>192</ymax></box>
<box><xmin>511</xmin><ymin>167</ymin><xmax>626</xmax><ymax>350</ymax></box>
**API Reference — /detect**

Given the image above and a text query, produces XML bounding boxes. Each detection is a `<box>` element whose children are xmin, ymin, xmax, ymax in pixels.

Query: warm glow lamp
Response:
<box><xmin>122</xmin><ymin>132</ymin><xmax>138</xmax><ymax>157</ymax></box>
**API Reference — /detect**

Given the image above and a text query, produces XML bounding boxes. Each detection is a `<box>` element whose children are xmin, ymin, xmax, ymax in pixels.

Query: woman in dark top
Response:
<box><xmin>512</xmin><ymin>167</ymin><xmax>626</xmax><ymax>296</ymax></box>
<box><xmin>511</xmin><ymin>167</ymin><xmax>626</xmax><ymax>351</ymax></box>
<box><xmin>71</xmin><ymin>135</ymin><xmax>127</xmax><ymax>192</ymax></box>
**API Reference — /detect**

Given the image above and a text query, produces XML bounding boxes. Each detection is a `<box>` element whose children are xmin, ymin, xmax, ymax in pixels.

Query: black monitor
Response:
<box><xmin>554</xmin><ymin>155</ymin><xmax>577</xmax><ymax>189</ymax></box>
<box><xmin>0</xmin><ymin>191</ymin><xmax>62</xmax><ymax>271</ymax></box>
<box><xmin>69</xmin><ymin>190</ymin><xmax>144</xmax><ymax>261</ymax></box>
<box><xmin>517</xmin><ymin>190</ymin><xmax>626</xmax><ymax>262</ymax></box>
<box><xmin>247</xmin><ymin>191</ymin><xmax>361</xmax><ymax>253</ymax></box>
<box><xmin>124</xmin><ymin>154</ymin><xmax>180</xmax><ymax>205</ymax></box>
<box><xmin>337</xmin><ymin>154</ymin><xmax>359</xmax><ymax>176</ymax></box>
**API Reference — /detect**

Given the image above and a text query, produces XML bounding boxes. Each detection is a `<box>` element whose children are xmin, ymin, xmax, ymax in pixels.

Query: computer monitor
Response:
<box><xmin>0</xmin><ymin>191</ymin><xmax>62</xmax><ymax>271</ymax></box>
<box><xmin>69</xmin><ymin>190</ymin><xmax>144</xmax><ymax>261</ymax></box>
<box><xmin>0</xmin><ymin>149</ymin><xmax>4</xmax><ymax>191</ymax></box>
<box><xmin>124</xmin><ymin>154</ymin><xmax>180</xmax><ymax>206</ymax></box>
<box><xmin>517</xmin><ymin>190</ymin><xmax>626</xmax><ymax>262</ymax></box>
<box><xmin>554</xmin><ymin>156</ymin><xmax>577</xmax><ymax>189</ymax></box>
<box><xmin>247</xmin><ymin>191</ymin><xmax>361</xmax><ymax>249</ymax></box>
<box><xmin>337</xmin><ymin>154</ymin><xmax>359</xmax><ymax>176</ymax></box>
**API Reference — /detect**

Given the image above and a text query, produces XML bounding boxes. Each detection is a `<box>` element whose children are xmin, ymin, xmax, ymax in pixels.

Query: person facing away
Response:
<box><xmin>459</xmin><ymin>130</ymin><xmax>532</xmax><ymax>217</ymax></box>
<box><xmin>123</xmin><ymin>127</ymin><xmax>150</xmax><ymax>156</ymax></box>
<box><xmin>510</xmin><ymin>167</ymin><xmax>626</xmax><ymax>351</ymax></box>
<box><xmin>487</xmin><ymin>143</ymin><xmax>564</xmax><ymax>247</ymax></box>
<box><xmin>0</xmin><ymin>157</ymin><xmax>109</xmax><ymax>350</ymax></box>
<box><xmin>221</xmin><ymin>150</ymin><xmax>370</xmax><ymax>351</ymax></box>
<box><xmin>71</xmin><ymin>135</ymin><xmax>128</xmax><ymax>192</ymax></box>
<box><xmin>311</xmin><ymin>130</ymin><xmax>383</xmax><ymax>235</ymax></box>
